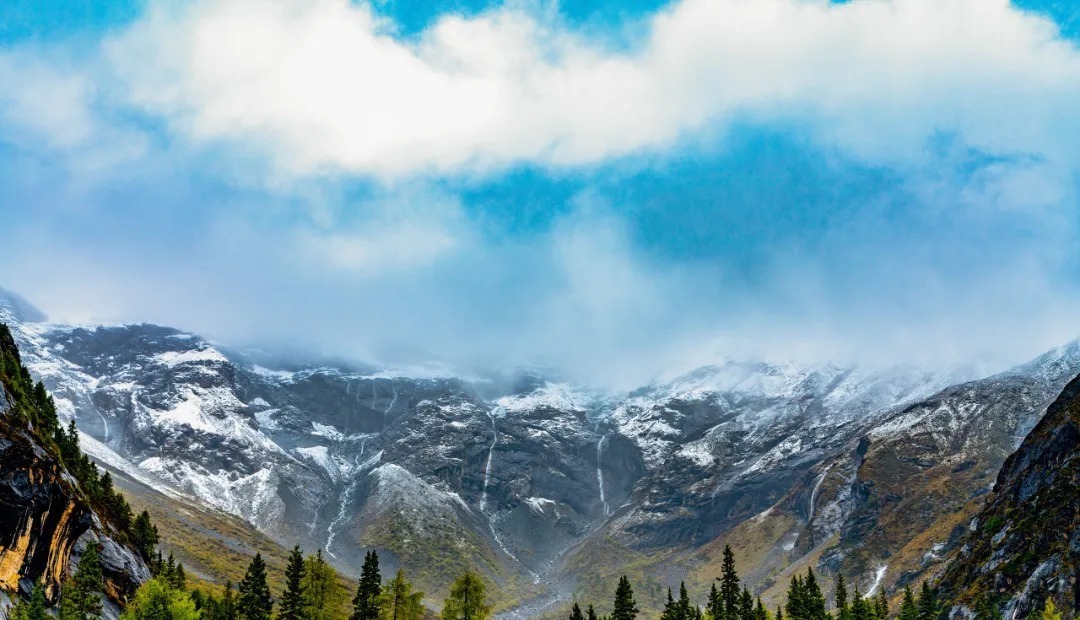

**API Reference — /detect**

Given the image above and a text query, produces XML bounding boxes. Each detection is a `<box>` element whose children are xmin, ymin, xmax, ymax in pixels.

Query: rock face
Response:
<box><xmin>0</xmin><ymin>323</ymin><xmax>150</xmax><ymax>613</ymax></box>
<box><xmin>936</xmin><ymin>373</ymin><xmax>1080</xmax><ymax>618</ymax></box>
<box><xmin>2</xmin><ymin>289</ymin><xmax>1079</xmax><ymax>615</ymax></box>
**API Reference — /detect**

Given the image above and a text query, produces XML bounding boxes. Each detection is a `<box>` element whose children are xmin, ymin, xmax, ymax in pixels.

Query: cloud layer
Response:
<box><xmin>1</xmin><ymin>0</ymin><xmax>1080</xmax><ymax>386</ymax></box>
<box><xmin>107</xmin><ymin>0</ymin><xmax>1080</xmax><ymax>177</ymax></box>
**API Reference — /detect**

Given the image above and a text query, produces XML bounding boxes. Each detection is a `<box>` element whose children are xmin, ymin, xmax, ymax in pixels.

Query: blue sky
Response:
<box><xmin>1</xmin><ymin>0</ymin><xmax>1079</xmax><ymax>385</ymax></box>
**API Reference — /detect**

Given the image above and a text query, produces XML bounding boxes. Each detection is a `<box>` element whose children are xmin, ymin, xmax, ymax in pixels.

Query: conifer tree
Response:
<box><xmin>441</xmin><ymin>571</ymin><xmax>490</xmax><ymax>620</ymax></box>
<box><xmin>379</xmin><ymin>570</ymin><xmax>424</xmax><ymax>620</ymax></box>
<box><xmin>850</xmin><ymin>587</ymin><xmax>871</xmax><ymax>620</ymax></box>
<box><xmin>785</xmin><ymin>575</ymin><xmax>805</xmax><ymax>620</ymax></box>
<box><xmin>803</xmin><ymin>569</ymin><xmax>827</xmax><ymax>620</ymax></box>
<box><xmin>661</xmin><ymin>589</ymin><xmax>677</xmax><ymax>620</ymax></box>
<box><xmin>239</xmin><ymin>552</ymin><xmax>273</xmax><ymax>620</ymax></box>
<box><xmin>10</xmin><ymin>582</ymin><xmax>49</xmax><ymax>620</ymax></box>
<box><xmin>707</xmin><ymin>583</ymin><xmax>723</xmax><ymax>620</ymax></box>
<box><xmin>898</xmin><ymin>586</ymin><xmax>918</xmax><ymax>620</ymax></box>
<box><xmin>302</xmin><ymin>549</ymin><xmax>339</xmax><ymax>620</ymax></box>
<box><xmin>131</xmin><ymin>511</ymin><xmax>159</xmax><ymax>559</ymax></box>
<box><xmin>587</xmin><ymin>604</ymin><xmax>599</xmax><ymax>620</ymax></box>
<box><xmin>678</xmin><ymin>582</ymin><xmax>697</xmax><ymax>620</ymax></box>
<box><xmin>739</xmin><ymin>588</ymin><xmax>754</xmax><ymax>620</ymax></box>
<box><xmin>569</xmin><ymin>603</ymin><xmax>585</xmax><ymax>620</ymax></box>
<box><xmin>874</xmin><ymin>590</ymin><xmax>888</xmax><ymax>620</ymax></box>
<box><xmin>754</xmin><ymin>598</ymin><xmax>767</xmax><ymax>620</ymax></box>
<box><xmin>61</xmin><ymin>542</ymin><xmax>104</xmax><ymax>620</ymax></box>
<box><xmin>278</xmin><ymin>546</ymin><xmax>305</xmax><ymax>620</ymax></box>
<box><xmin>835</xmin><ymin>574</ymin><xmax>849</xmax><ymax>620</ymax></box>
<box><xmin>915</xmin><ymin>582</ymin><xmax>936</xmax><ymax>620</ymax></box>
<box><xmin>776</xmin><ymin>608</ymin><xmax>784</xmax><ymax>620</ymax></box>
<box><xmin>352</xmin><ymin>550</ymin><xmax>382</xmax><ymax>620</ymax></box>
<box><xmin>611</xmin><ymin>576</ymin><xmax>638</xmax><ymax>620</ymax></box>
<box><xmin>719</xmin><ymin>547</ymin><xmax>741</xmax><ymax>620</ymax></box>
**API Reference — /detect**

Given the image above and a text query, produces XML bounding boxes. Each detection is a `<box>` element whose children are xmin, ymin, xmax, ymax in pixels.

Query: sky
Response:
<box><xmin>1</xmin><ymin>0</ymin><xmax>1079</xmax><ymax>386</ymax></box>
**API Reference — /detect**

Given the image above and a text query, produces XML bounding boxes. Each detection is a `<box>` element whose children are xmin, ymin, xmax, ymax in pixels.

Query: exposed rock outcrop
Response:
<box><xmin>937</xmin><ymin>373</ymin><xmax>1080</xmax><ymax>618</ymax></box>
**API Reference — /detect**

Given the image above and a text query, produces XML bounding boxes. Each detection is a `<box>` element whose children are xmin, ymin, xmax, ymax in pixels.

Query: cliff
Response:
<box><xmin>0</xmin><ymin>324</ymin><xmax>149</xmax><ymax>616</ymax></box>
<box><xmin>937</xmin><ymin>373</ymin><xmax>1080</xmax><ymax>618</ymax></box>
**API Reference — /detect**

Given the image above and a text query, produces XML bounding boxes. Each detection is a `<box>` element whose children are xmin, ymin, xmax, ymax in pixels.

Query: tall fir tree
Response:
<box><xmin>850</xmin><ymin>587</ymin><xmax>872</xmax><ymax>620</ymax></box>
<box><xmin>707</xmin><ymin>583</ymin><xmax>723</xmax><ymax>620</ymax></box>
<box><xmin>916</xmin><ymin>582</ymin><xmax>936</xmax><ymax>620</ymax></box>
<box><xmin>719</xmin><ymin>546</ymin><xmax>741</xmax><ymax>620</ymax></box>
<box><xmin>661</xmin><ymin>589</ymin><xmax>677</xmax><ymax>620</ymax></box>
<box><xmin>874</xmin><ymin>590</ymin><xmax>888</xmax><ymax>620</ymax></box>
<box><xmin>569</xmin><ymin>603</ymin><xmax>585</xmax><ymax>620</ymax></box>
<box><xmin>898</xmin><ymin>586</ymin><xmax>918</xmax><ymax>620</ymax></box>
<box><xmin>238</xmin><ymin>552</ymin><xmax>273</xmax><ymax>620</ymax></box>
<box><xmin>441</xmin><ymin>571</ymin><xmax>490</xmax><ymax>620</ymax></box>
<box><xmin>738</xmin><ymin>588</ymin><xmax>754</xmax><ymax>620</ymax></box>
<box><xmin>61</xmin><ymin>542</ymin><xmax>104</xmax><ymax>620</ymax></box>
<box><xmin>678</xmin><ymin>582</ymin><xmax>697</xmax><ymax>620</ymax></box>
<box><xmin>835</xmin><ymin>574</ymin><xmax>850</xmax><ymax>620</ymax></box>
<box><xmin>278</xmin><ymin>546</ymin><xmax>305</xmax><ymax>620</ymax></box>
<box><xmin>803</xmin><ymin>569</ymin><xmax>827</xmax><ymax>620</ymax></box>
<box><xmin>352</xmin><ymin>550</ymin><xmax>382</xmax><ymax>620</ymax></box>
<box><xmin>379</xmin><ymin>570</ymin><xmax>424</xmax><ymax>620</ymax></box>
<box><xmin>9</xmin><ymin>582</ymin><xmax>49</xmax><ymax>620</ymax></box>
<box><xmin>785</xmin><ymin>575</ymin><xmax>806</xmax><ymax>620</ymax></box>
<box><xmin>611</xmin><ymin>576</ymin><xmax>638</xmax><ymax>620</ymax></box>
<box><xmin>587</xmin><ymin>604</ymin><xmax>599</xmax><ymax>620</ymax></box>
<box><xmin>754</xmin><ymin>598</ymin><xmax>768</xmax><ymax>620</ymax></box>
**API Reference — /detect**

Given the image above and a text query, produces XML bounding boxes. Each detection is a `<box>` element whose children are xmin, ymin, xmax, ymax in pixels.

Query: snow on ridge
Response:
<box><xmin>153</xmin><ymin>348</ymin><xmax>229</xmax><ymax>368</ymax></box>
<box><xmin>296</xmin><ymin>445</ymin><xmax>342</xmax><ymax>481</ymax></box>
<box><xmin>523</xmin><ymin>496</ymin><xmax>556</xmax><ymax>515</ymax></box>
<box><xmin>370</xmin><ymin>463</ymin><xmax>471</xmax><ymax>514</ymax></box>
<box><xmin>497</xmin><ymin>382</ymin><xmax>593</xmax><ymax>413</ymax></box>
<box><xmin>250</xmin><ymin>365</ymin><xmax>296</xmax><ymax>381</ymax></box>
<box><xmin>139</xmin><ymin>457</ymin><xmax>286</xmax><ymax>528</ymax></box>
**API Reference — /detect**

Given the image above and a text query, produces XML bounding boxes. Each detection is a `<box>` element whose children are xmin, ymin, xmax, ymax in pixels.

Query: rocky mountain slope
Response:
<box><xmin>936</xmin><ymin>371</ymin><xmax>1080</xmax><ymax>618</ymax></box>
<box><xmin>2</xmin><ymin>288</ymin><xmax>1078</xmax><ymax>616</ymax></box>
<box><xmin>0</xmin><ymin>322</ymin><xmax>150</xmax><ymax>618</ymax></box>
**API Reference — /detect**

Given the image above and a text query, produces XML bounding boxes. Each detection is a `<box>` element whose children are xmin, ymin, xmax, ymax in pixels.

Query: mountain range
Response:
<box><xmin>1</xmin><ymin>288</ymin><xmax>1078</xmax><ymax>618</ymax></box>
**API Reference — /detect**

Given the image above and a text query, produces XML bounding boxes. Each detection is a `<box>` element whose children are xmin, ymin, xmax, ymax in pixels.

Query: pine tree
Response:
<box><xmin>754</xmin><ymin>598</ymin><xmax>767</xmax><ymax>620</ymax></box>
<box><xmin>915</xmin><ymin>582</ymin><xmax>936</xmax><ymax>620</ymax></box>
<box><xmin>221</xmin><ymin>581</ymin><xmax>240</xmax><ymax>620</ymax></box>
<box><xmin>678</xmin><ymin>582</ymin><xmax>696</xmax><ymax>620</ymax></box>
<box><xmin>835</xmin><ymin>574</ymin><xmax>849</xmax><ymax>620</ymax></box>
<box><xmin>611</xmin><ymin>576</ymin><xmax>638</xmax><ymax>620</ymax></box>
<box><xmin>278</xmin><ymin>546</ymin><xmax>305</xmax><ymax>620</ymax></box>
<box><xmin>850</xmin><ymin>587</ymin><xmax>872</xmax><ymax>620</ymax></box>
<box><xmin>898</xmin><ymin>586</ymin><xmax>917</xmax><ymax>620</ymax></box>
<box><xmin>874</xmin><ymin>589</ymin><xmax>888</xmax><ymax>620</ymax></box>
<box><xmin>61</xmin><ymin>542</ymin><xmax>104</xmax><ymax>620</ymax></box>
<box><xmin>1041</xmin><ymin>599</ymin><xmax>1062</xmax><ymax>620</ymax></box>
<box><xmin>302</xmin><ymin>549</ymin><xmax>340</xmax><ymax>620</ymax></box>
<box><xmin>803</xmin><ymin>569</ymin><xmax>827</xmax><ymax>620</ymax></box>
<box><xmin>172</xmin><ymin>562</ymin><xmax>187</xmax><ymax>591</ymax></box>
<box><xmin>441</xmin><ymin>571</ymin><xmax>490</xmax><ymax>620</ymax></box>
<box><xmin>785</xmin><ymin>575</ymin><xmax>805</xmax><ymax>620</ymax></box>
<box><xmin>661</xmin><ymin>589</ymin><xmax>677</xmax><ymax>620</ymax></box>
<box><xmin>738</xmin><ymin>588</ymin><xmax>754</xmax><ymax>620</ymax></box>
<box><xmin>776</xmin><ymin>608</ymin><xmax>784</xmax><ymax>620</ymax></box>
<box><xmin>10</xmin><ymin>582</ymin><xmax>49</xmax><ymax>620</ymax></box>
<box><xmin>239</xmin><ymin>552</ymin><xmax>273</xmax><ymax>620</ymax></box>
<box><xmin>130</xmin><ymin>511</ymin><xmax>159</xmax><ymax>559</ymax></box>
<box><xmin>569</xmin><ymin>603</ymin><xmax>586</xmax><ymax>620</ymax></box>
<box><xmin>352</xmin><ymin>550</ymin><xmax>382</xmax><ymax>620</ymax></box>
<box><xmin>587</xmin><ymin>604</ymin><xmax>599</xmax><ymax>620</ymax></box>
<box><xmin>707</xmin><ymin>583</ymin><xmax>723</xmax><ymax>620</ymax></box>
<box><xmin>379</xmin><ymin>570</ymin><xmax>424</xmax><ymax>620</ymax></box>
<box><xmin>719</xmin><ymin>546</ymin><xmax>740</xmax><ymax>620</ymax></box>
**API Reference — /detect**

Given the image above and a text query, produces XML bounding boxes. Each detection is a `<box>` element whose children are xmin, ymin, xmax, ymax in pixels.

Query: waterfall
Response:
<box><xmin>866</xmin><ymin>565</ymin><xmax>888</xmax><ymax>596</ymax></box>
<box><xmin>808</xmin><ymin>465</ymin><xmax>831</xmax><ymax>523</ymax></box>
<box><xmin>480</xmin><ymin>408</ymin><xmax>500</xmax><ymax>512</ymax></box>
<box><xmin>383</xmin><ymin>380</ymin><xmax>397</xmax><ymax>429</ymax></box>
<box><xmin>325</xmin><ymin>438</ymin><xmax>370</xmax><ymax>560</ymax></box>
<box><xmin>597</xmin><ymin>434</ymin><xmax>609</xmax><ymax>516</ymax></box>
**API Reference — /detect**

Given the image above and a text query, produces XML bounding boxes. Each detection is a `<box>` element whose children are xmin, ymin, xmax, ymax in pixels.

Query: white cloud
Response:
<box><xmin>104</xmin><ymin>0</ymin><xmax>1080</xmax><ymax>178</ymax></box>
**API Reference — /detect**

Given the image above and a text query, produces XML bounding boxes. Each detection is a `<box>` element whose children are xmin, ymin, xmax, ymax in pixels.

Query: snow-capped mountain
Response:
<box><xmin>3</xmin><ymin>288</ymin><xmax>1078</xmax><ymax>615</ymax></box>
